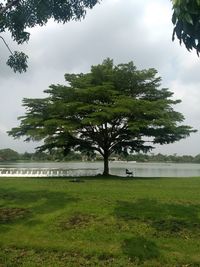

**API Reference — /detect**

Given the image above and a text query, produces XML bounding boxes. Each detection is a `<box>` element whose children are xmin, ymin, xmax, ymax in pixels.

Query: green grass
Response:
<box><xmin>1</xmin><ymin>176</ymin><xmax>200</xmax><ymax>266</ymax></box>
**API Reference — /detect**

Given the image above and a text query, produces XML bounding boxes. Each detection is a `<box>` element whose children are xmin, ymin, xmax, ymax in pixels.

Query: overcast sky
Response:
<box><xmin>0</xmin><ymin>0</ymin><xmax>200</xmax><ymax>155</ymax></box>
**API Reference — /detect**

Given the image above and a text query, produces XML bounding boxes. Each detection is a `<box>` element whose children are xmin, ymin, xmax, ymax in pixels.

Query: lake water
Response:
<box><xmin>0</xmin><ymin>161</ymin><xmax>200</xmax><ymax>177</ymax></box>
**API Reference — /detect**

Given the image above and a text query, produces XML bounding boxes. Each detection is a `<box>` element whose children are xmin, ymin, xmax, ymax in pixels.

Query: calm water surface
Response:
<box><xmin>1</xmin><ymin>161</ymin><xmax>200</xmax><ymax>177</ymax></box>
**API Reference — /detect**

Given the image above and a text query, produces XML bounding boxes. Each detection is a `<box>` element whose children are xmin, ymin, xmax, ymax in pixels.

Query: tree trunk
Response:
<box><xmin>103</xmin><ymin>153</ymin><xmax>109</xmax><ymax>176</ymax></box>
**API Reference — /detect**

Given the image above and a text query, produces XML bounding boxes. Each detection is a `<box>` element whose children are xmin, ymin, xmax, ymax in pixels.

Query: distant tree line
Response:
<box><xmin>0</xmin><ymin>148</ymin><xmax>88</xmax><ymax>162</ymax></box>
<box><xmin>123</xmin><ymin>153</ymin><xmax>200</xmax><ymax>164</ymax></box>
<box><xmin>1</xmin><ymin>148</ymin><xmax>200</xmax><ymax>164</ymax></box>
<box><xmin>0</xmin><ymin>148</ymin><xmax>20</xmax><ymax>161</ymax></box>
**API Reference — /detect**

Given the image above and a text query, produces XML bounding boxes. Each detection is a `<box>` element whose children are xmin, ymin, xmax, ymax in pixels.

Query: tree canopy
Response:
<box><xmin>0</xmin><ymin>0</ymin><xmax>99</xmax><ymax>72</ymax></box>
<box><xmin>8</xmin><ymin>59</ymin><xmax>196</xmax><ymax>175</ymax></box>
<box><xmin>172</xmin><ymin>0</ymin><xmax>200</xmax><ymax>54</ymax></box>
<box><xmin>1</xmin><ymin>1</ymin><xmax>200</xmax><ymax>73</ymax></box>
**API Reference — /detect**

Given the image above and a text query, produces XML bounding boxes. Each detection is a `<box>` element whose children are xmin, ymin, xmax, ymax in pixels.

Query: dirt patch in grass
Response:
<box><xmin>59</xmin><ymin>213</ymin><xmax>96</xmax><ymax>230</ymax></box>
<box><xmin>0</xmin><ymin>207</ymin><xmax>30</xmax><ymax>223</ymax></box>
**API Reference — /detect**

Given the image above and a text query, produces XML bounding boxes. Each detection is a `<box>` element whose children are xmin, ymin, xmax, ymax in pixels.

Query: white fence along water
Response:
<box><xmin>0</xmin><ymin>168</ymin><xmax>99</xmax><ymax>177</ymax></box>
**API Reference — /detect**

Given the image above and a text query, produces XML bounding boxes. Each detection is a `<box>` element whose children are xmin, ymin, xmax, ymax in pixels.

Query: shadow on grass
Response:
<box><xmin>77</xmin><ymin>175</ymin><xmax>173</xmax><ymax>181</ymax></box>
<box><xmin>114</xmin><ymin>199</ymin><xmax>200</xmax><ymax>263</ymax></box>
<box><xmin>114</xmin><ymin>199</ymin><xmax>200</xmax><ymax>234</ymax></box>
<box><xmin>0</xmin><ymin>224</ymin><xmax>11</xmax><ymax>234</ymax></box>
<box><xmin>0</xmin><ymin>187</ymin><xmax>79</xmax><ymax>228</ymax></box>
<box><xmin>122</xmin><ymin>236</ymin><xmax>160</xmax><ymax>263</ymax></box>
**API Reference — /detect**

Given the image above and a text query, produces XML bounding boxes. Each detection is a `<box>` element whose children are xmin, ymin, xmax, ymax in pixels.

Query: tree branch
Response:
<box><xmin>0</xmin><ymin>0</ymin><xmax>21</xmax><ymax>15</ymax></box>
<box><xmin>0</xmin><ymin>36</ymin><xmax>13</xmax><ymax>55</ymax></box>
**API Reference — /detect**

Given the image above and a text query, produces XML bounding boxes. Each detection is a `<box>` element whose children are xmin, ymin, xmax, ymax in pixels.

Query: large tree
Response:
<box><xmin>0</xmin><ymin>0</ymin><xmax>99</xmax><ymax>72</ymax></box>
<box><xmin>172</xmin><ymin>0</ymin><xmax>200</xmax><ymax>54</ymax></box>
<box><xmin>8</xmin><ymin>59</ymin><xmax>196</xmax><ymax>175</ymax></box>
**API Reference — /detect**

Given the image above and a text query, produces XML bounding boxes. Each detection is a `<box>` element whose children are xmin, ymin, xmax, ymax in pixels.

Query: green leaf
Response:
<box><xmin>184</xmin><ymin>13</ymin><xmax>193</xmax><ymax>24</ymax></box>
<box><xmin>6</xmin><ymin>51</ymin><xmax>28</xmax><ymax>73</ymax></box>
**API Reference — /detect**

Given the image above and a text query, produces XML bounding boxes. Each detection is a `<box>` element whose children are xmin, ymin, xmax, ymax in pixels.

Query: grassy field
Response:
<box><xmin>1</xmin><ymin>176</ymin><xmax>200</xmax><ymax>266</ymax></box>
